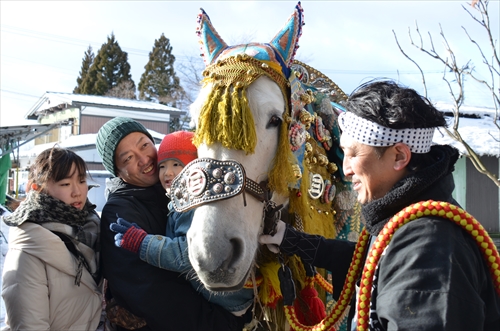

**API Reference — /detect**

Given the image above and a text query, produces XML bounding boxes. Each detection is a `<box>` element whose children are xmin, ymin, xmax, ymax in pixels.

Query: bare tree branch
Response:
<box><xmin>395</xmin><ymin>0</ymin><xmax>499</xmax><ymax>187</ymax></box>
<box><xmin>176</xmin><ymin>52</ymin><xmax>204</xmax><ymax>105</ymax></box>
<box><xmin>393</xmin><ymin>29</ymin><xmax>428</xmax><ymax>97</ymax></box>
<box><xmin>463</xmin><ymin>1</ymin><xmax>500</xmax><ymax>67</ymax></box>
<box><xmin>105</xmin><ymin>80</ymin><xmax>136</xmax><ymax>99</ymax></box>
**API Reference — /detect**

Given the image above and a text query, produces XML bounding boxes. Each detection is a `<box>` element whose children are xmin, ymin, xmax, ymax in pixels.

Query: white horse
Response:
<box><xmin>171</xmin><ymin>3</ymin><xmax>359</xmax><ymax>294</ymax></box>
<box><xmin>187</xmin><ymin>76</ymin><xmax>285</xmax><ymax>290</ymax></box>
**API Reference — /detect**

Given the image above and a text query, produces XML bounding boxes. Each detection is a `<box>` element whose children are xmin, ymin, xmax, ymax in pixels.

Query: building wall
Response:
<box><xmin>86</xmin><ymin>162</ymin><xmax>106</xmax><ymax>171</ymax></box>
<box><xmin>452</xmin><ymin>157</ymin><xmax>467</xmax><ymax>207</ymax></box>
<box><xmin>80</xmin><ymin>115</ymin><xmax>170</xmax><ymax>135</ymax></box>
<box><xmin>35</xmin><ymin>108</ymin><xmax>80</xmax><ymax>144</ymax></box>
<box><xmin>465</xmin><ymin>156</ymin><xmax>499</xmax><ymax>233</ymax></box>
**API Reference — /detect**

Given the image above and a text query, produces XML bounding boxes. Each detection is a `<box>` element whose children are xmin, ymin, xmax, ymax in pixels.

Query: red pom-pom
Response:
<box><xmin>291</xmin><ymin>283</ymin><xmax>326</xmax><ymax>330</ymax></box>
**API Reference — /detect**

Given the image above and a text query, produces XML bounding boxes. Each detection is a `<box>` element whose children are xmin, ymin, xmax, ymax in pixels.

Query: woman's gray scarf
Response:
<box><xmin>3</xmin><ymin>191</ymin><xmax>99</xmax><ymax>285</ymax></box>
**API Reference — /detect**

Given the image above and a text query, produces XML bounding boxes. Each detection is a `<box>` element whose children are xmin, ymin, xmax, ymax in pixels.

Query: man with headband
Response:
<box><xmin>260</xmin><ymin>80</ymin><xmax>500</xmax><ymax>330</ymax></box>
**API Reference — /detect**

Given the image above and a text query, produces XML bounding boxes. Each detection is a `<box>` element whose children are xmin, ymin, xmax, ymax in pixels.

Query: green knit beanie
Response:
<box><xmin>96</xmin><ymin>117</ymin><xmax>154</xmax><ymax>176</ymax></box>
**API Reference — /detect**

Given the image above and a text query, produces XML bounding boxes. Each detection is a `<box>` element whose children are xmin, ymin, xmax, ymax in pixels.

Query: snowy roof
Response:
<box><xmin>18</xmin><ymin>129</ymin><xmax>166</xmax><ymax>158</ymax></box>
<box><xmin>434</xmin><ymin>101</ymin><xmax>498</xmax><ymax>116</ymax></box>
<box><xmin>433</xmin><ymin>103</ymin><xmax>499</xmax><ymax>157</ymax></box>
<box><xmin>26</xmin><ymin>92</ymin><xmax>185</xmax><ymax>120</ymax></box>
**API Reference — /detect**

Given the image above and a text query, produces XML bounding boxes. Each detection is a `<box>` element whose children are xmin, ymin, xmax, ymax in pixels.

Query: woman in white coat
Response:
<box><xmin>1</xmin><ymin>147</ymin><xmax>102</xmax><ymax>330</ymax></box>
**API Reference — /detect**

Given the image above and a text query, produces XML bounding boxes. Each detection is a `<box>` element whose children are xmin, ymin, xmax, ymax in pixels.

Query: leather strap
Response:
<box><xmin>171</xmin><ymin>157</ymin><xmax>271</xmax><ymax>212</ymax></box>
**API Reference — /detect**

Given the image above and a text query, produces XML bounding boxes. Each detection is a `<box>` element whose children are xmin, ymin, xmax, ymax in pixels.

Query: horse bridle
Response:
<box><xmin>170</xmin><ymin>158</ymin><xmax>272</xmax><ymax>212</ymax></box>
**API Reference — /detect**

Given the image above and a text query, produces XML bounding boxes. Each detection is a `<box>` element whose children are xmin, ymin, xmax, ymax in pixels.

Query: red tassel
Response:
<box><xmin>291</xmin><ymin>278</ymin><xmax>326</xmax><ymax>329</ymax></box>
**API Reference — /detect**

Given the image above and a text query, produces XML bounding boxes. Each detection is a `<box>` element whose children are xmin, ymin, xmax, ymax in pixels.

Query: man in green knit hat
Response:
<box><xmin>96</xmin><ymin>117</ymin><xmax>157</xmax><ymax>187</ymax></box>
<box><xmin>96</xmin><ymin>117</ymin><xmax>247</xmax><ymax>331</ymax></box>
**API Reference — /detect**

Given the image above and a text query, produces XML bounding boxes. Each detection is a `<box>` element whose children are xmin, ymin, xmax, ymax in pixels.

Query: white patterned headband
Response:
<box><xmin>338</xmin><ymin>111</ymin><xmax>435</xmax><ymax>153</ymax></box>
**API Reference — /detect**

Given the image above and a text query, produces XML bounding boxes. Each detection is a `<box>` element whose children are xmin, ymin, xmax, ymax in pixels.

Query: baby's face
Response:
<box><xmin>159</xmin><ymin>159</ymin><xmax>184</xmax><ymax>194</ymax></box>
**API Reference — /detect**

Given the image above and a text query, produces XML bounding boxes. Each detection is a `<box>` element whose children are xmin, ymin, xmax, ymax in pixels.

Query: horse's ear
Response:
<box><xmin>196</xmin><ymin>8</ymin><xmax>228</xmax><ymax>66</ymax></box>
<box><xmin>269</xmin><ymin>2</ymin><xmax>304</xmax><ymax>68</ymax></box>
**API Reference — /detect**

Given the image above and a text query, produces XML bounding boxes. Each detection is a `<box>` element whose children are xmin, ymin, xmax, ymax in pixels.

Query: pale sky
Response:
<box><xmin>1</xmin><ymin>1</ymin><xmax>499</xmax><ymax>127</ymax></box>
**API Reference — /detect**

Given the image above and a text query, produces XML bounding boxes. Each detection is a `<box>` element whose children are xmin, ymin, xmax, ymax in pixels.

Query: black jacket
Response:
<box><xmin>101</xmin><ymin>178</ymin><xmax>247</xmax><ymax>331</ymax></box>
<box><xmin>280</xmin><ymin>145</ymin><xmax>500</xmax><ymax>330</ymax></box>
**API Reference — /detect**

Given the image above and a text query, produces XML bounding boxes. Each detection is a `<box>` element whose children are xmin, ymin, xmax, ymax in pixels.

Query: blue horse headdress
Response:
<box><xmin>196</xmin><ymin>2</ymin><xmax>304</xmax><ymax>79</ymax></box>
<box><xmin>193</xmin><ymin>2</ymin><xmax>304</xmax><ymax>198</ymax></box>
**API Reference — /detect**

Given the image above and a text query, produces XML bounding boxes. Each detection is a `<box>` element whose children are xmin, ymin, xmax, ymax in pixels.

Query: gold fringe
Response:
<box><xmin>258</xmin><ymin>261</ymin><xmax>283</xmax><ymax>305</ymax></box>
<box><xmin>193</xmin><ymin>86</ymin><xmax>222</xmax><ymax>148</ymax></box>
<box><xmin>193</xmin><ymin>83</ymin><xmax>258</xmax><ymax>154</ymax></box>
<box><xmin>268</xmin><ymin>121</ymin><xmax>298</xmax><ymax>196</ymax></box>
<box><xmin>219</xmin><ymin>85</ymin><xmax>232</xmax><ymax>146</ymax></box>
<box><xmin>241</xmin><ymin>89</ymin><xmax>257</xmax><ymax>153</ymax></box>
<box><xmin>193</xmin><ymin>55</ymin><xmax>289</xmax><ymax>155</ymax></box>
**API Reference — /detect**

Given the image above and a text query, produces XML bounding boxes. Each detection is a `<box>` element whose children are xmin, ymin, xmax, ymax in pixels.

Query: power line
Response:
<box><xmin>1</xmin><ymin>55</ymin><xmax>78</xmax><ymax>76</ymax></box>
<box><xmin>1</xmin><ymin>89</ymin><xmax>40</xmax><ymax>99</ymax></box>
<box><xmin>1</xmin><ymin>24</ymin><xmax>100</xmax><ymax>49</ymax></box>
<box><xmin>2</xmin><ymin>24</ymin><xmax>227</xmax><ymax>69</ymax></box>
<box><xmin>1</xmin><ymin>24</ymin><xmax>215</xmax><ymax>61</ymax></box>
<box><xmin>1</xmin><ymin>24</ymin><xmax>151</xmax><ymax>56</ymax></box>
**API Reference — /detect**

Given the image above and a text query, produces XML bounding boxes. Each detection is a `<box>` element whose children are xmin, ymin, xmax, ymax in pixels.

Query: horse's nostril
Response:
<box><xmin>223</xmin><ymin>238</ymin><xmax>243</xmax><ymax>270</ymax></box>
<box><xmin>231</xmin><ymin>238</ymin><xmax>243</xmax><ymax>257</ymax></box>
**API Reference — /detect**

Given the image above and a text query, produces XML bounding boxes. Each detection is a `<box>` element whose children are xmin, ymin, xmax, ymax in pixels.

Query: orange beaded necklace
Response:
<box><xmin>282</xmin><ymin>200</ymin><xmax>500</xmax><ymax>331</ymax></box>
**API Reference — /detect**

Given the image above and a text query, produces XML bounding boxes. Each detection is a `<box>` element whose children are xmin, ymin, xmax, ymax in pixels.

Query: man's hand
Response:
<box><xmin>110</xmin><ymin>217</ymin><xmax>147</xmax><ymax>254</ymax></box>
<box><xmin>259</xmin><ymin>220</ymin><xmax>286</xmax><ymax>253</ymax></box>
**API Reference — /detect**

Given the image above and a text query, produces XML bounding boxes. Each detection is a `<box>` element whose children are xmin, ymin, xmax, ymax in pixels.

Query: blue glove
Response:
<box><xmin>109</xmin><ymin>217</ymin><xmax>146</xmax><ymax>253</ymax></box>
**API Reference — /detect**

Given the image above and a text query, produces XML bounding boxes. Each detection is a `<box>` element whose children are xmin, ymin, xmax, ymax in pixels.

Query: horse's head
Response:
<box><xmin>173</xmin><ymin>3</ymin><xmax>304</xmax><ymax>291</ymax></box>
<box><xmin>172</xmin><ymin>3</ymin><xmax>357</xmax><ymax>294</ymax></box>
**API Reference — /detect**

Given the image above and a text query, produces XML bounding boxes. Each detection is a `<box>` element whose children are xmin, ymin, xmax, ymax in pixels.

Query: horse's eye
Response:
<box><xmin>267</xmin><ymin>115</ymin><xmax>282</xmax><ymax>128</ymax></box>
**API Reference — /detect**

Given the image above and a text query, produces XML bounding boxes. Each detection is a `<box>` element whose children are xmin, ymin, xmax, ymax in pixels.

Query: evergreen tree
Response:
<box><xmin>73</xmin><ymin>46</ymin><xmax>94</xmax><ymax>94</ymax></box>
<box><xmin>138</xmin><ymin>33</ymin><xmax>184</xmax><ymax>107</ymax></box>
<box><xmin>80</xmin><ymin>33</ymin><xmax>135</xmax><ymax>98</ymax></box>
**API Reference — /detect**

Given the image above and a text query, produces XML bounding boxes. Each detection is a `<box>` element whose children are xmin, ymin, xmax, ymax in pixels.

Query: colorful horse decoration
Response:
<box><xmin>171</xmin><ymin>3</ymin><xmax>361</xmax><ymax>330</ymax></box>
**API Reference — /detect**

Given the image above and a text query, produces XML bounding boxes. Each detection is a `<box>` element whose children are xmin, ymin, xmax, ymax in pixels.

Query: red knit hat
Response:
<box><xmin>157</xmin><ymin>131</ymin><xmax>197</xmax><ymax>166</ymax></box>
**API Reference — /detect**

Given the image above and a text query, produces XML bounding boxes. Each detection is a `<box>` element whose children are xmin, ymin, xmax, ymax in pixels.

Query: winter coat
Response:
<box><xmin>2</xmin><ymin>220</ymin><xmax>102</xmax><ymax>330</ymax></box>
<box><xmin>101</xmin><ymin>177</ymin><xmax>248</xmax><ymax>331</ymax></box>
<box><xmin>280</xmin><ymin>145</ymin><xmax>500</xmax><ymax>330</ymax></box>
<box><xmin>140</xmin><ymin>205</ymin><xmax>254</xmax><ymax>315</ymax></box>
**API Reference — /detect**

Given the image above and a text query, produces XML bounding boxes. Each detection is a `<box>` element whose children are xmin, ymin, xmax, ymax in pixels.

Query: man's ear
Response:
<box><xmin>393</xmin><ymin>143</ymin><xmax>411</xmax><ymax>171</ymax></box>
